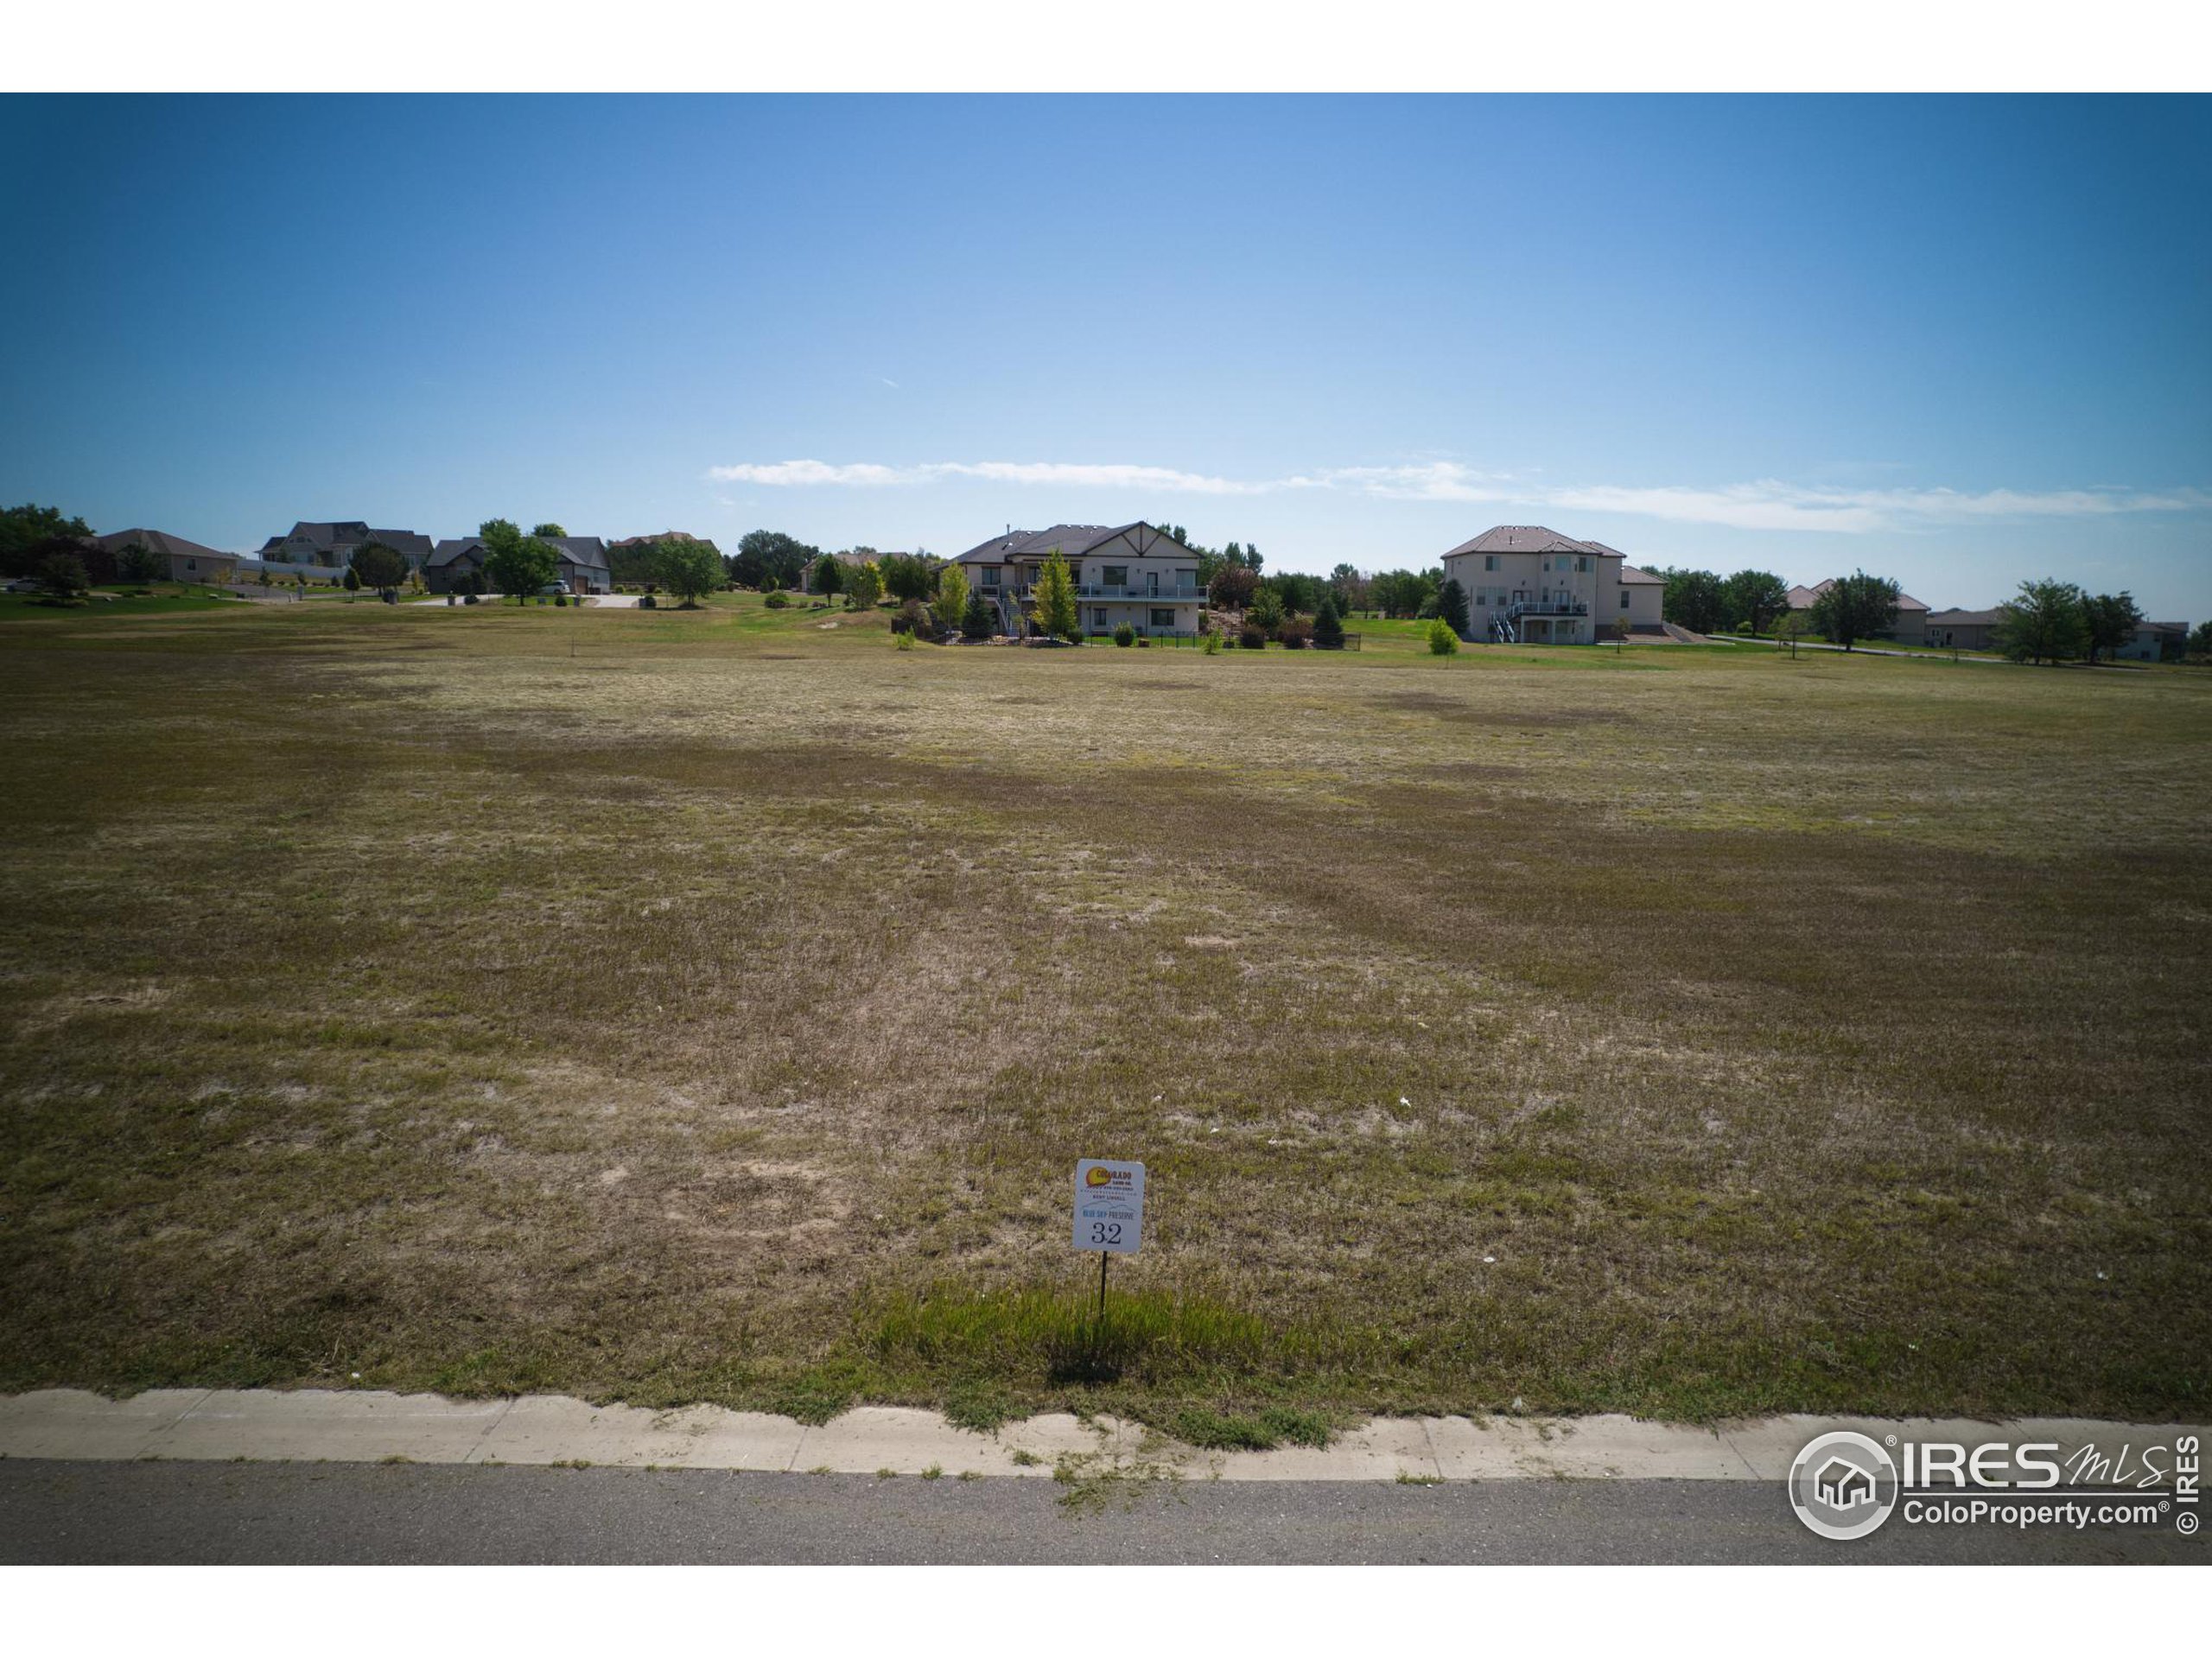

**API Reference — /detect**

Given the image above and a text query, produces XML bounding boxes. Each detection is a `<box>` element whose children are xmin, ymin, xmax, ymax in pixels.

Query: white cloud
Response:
<box><xmin>702</xmin><ymin>456</ymin><xmax>2208</xmax><ymax>532</ymax></box>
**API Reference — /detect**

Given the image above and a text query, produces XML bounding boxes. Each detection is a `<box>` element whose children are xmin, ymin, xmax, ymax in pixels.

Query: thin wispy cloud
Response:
<box><xmin>703</xmin><ymin>457</ymin><xmax>2209</xmax><ymax>533</ymax></box>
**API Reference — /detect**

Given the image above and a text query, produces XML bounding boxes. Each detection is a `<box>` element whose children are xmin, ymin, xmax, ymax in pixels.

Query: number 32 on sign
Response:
<box><xmin>1072</xmin><ymin>1159</ymin><xmax>1145</xmax><ymax>1254</ymax></box>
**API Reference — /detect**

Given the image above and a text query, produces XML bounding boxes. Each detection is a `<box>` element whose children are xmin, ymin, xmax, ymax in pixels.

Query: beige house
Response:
<box><xmin>95</xmin><ymin>528</ymin><xmax>239</xmax><ymax>584</ymax></box>
<box><xmin>1785</xmin><ymin>579</ymin><xmax>1930</xmax><ymax>645</ymax></box>
<box><xmin>946</xmin><ymin>522</ymin><xmax>1205</xmax><ymax>637</ymax></box>
<box><xmin>1439</xmin><ymin>526</ymin><xmax>1662</xmax><ymax>643</ymax></box>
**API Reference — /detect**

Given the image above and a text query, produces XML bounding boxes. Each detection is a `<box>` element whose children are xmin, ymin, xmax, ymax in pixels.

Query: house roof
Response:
<box><xmin>95</xmin><ymin>528</ymin><xmax>232</xmax><ymax>561</ymax></box>
<box><xmin>948</xmin><ymin>523</ymin><xmax>1193</xmax><ymax>564</ymax></box>
<box><xmin>1789</xmin><ymin>576</ymin><xmax>1930</xmax><ymax>613</ymax></box>
<box><xmin>1441</xmin><ymin>525</ymin><xmax>1605</xmax><ymax>559</ymax></box>
<box><xmin>259</xmin><ymin>520</ymin><xmax>430</xmax><ymax>557</ymax></box>
<box><xmin>1617</xmin><ymin>563</ymin><xmax>1664</xmax><ymax>586</ymax></box>
<box><xmin>1926</xmin><ymin>607</ymin><xmax>2005</xmax><ymax>626</ymax></box>
<box><xmin>429</xmin><ymin>534</ymin><xmax>610</xmax><ymax>570</ymax></box>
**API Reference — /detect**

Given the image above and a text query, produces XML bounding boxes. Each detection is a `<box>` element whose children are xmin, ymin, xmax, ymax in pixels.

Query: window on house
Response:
<box><xmin>1093</xmin><ymin>608</ymin><xmax>1109</xmax><ymax>628</ymax></box>
<box><xmin>1151</xmin><ymin>608</ymin><xmax>1174</xmax><ymax>629</ymax></box>
<box><xmin>981</xmin><ymin>568</ymin><xmax>999</xmax><ymax>588</ymax></box>
<box><xmin>1577</xmin><ymin>556</ymin><xmax>1591</xmax><ymax>573</ymax></box>
<box><xmin>1103</xmin><ymin>566</ymin><xmax>1128</xmax><ymax>588</ymax></box>
<box><xmin>1484</xmin><ymin>555</ymin><xmax>1498</xmax><ymax>571</ymax></box>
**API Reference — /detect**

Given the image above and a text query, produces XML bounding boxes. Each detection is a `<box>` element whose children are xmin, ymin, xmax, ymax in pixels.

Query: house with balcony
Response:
<box><xmin>944</xmin><ymin>523</ymin><xmax>1205</xmax><ymax>637</ymax></box>
<box><xmin>251</xmin><ymin>520</ymin><xmax>435</xmax><ymax>583</ymax></box>
<box><xmin>1440</xmin><ymin>526</ymin><xmax>1660</xmax><ymax>644</ymax></box>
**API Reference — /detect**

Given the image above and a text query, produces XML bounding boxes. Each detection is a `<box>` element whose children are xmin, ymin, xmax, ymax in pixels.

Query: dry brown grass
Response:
<box><xmin>2</xmin><ymin>596</ymin><xmax>2208</xmax><ymax>1422</ymax></box>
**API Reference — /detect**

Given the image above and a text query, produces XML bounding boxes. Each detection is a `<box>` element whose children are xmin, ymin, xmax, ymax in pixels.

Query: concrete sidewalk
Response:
<box><xmin>3</xmin><ymin>1389</ymin><xmax>2198</xmax><ymax>1484</ymax></box>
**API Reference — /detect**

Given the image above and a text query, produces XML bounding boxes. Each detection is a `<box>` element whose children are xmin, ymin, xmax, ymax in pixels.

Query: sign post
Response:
<box><xmin>1072</xmin><ymin>1159</ymin><xmax>1145</xmax><ymax>1319</ymax></box>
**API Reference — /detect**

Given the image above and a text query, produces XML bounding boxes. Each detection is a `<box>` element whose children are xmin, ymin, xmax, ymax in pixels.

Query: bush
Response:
<box><xmin>1238</xmin><ymin>626</ymin><xmax>1267</xmax><ymax>651</ymax></box>
<box><xmin>893</xmin><ymin>630</ymin><xmax>916</xmax><ymax>651</ymax></box>
<box><xmin>1277</xmin><ymin>616</ymin><xmax>1313</xmax><ymax>650</ymax></box>
<box><xmin>1313</xmin><ymin>596</ymin><xmax>1345</xmax><ymax>650</ymax></box>
<box><xmin>1200</xmin><ymin>630</ymin><xmax>1223</xmax><ymax>656</ymax></box>
<box><xmin>1427</xmin><ymin>617</ymin><xmax>1459</xmax><ymax>655</ymax></box>
<box><xmin>639</xmin><ymin>594</ymin><xmax>658</xmax><ymax>609</ymax></box>
<box><xmin>554</xmin><ymin>593</ymin><xmax>567</xmax><ymax>607</ymax></box>
<box><xmin>763</xmin><ymin>588</ymin><xmax>790</xmax><ymax>608</ymax></box>
<box><xmin>890</xmin><ymin>598</ymin><xmax>934</xmax><ymax>638</ymax></box>
<box><xmin>1112</xmin><ymin>622</ymin><xmax>1135</xmax><ymax>647</ymax></box>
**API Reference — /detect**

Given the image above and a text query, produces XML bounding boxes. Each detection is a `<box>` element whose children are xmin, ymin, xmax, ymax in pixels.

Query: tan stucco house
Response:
<box><xmin>94</xmin><ymin>528</ymin><xmax>240</xmax><ymax>584</ymax></box>
<box><xmin>1786</xmin><ymin>579</ymin><xmax>1930</xmax><ymax>645</ymax></box>
<box><xmin>1439</xmin><ymin>526</ymin><xmax>1662</xmax><ymax>643</ymax></box>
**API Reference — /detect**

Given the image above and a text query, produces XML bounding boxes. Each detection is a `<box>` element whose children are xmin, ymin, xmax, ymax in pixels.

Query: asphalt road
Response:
<box><xmin>1</xmin><ymin>1461</ymin><xmax>2196</xmax><ymax>1564</ymax></box>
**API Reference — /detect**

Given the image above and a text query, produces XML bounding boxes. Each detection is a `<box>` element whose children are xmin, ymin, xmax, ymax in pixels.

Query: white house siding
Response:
<box><xmin>1443</xmin><ymin>548</ymin><xmax>1611</xmax><ymax>644</ymax></box>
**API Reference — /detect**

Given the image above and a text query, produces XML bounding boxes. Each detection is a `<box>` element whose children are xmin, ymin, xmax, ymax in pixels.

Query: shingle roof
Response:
<box><xmin>1789</xmin><ymin>576</ymin><xmax>1930</xmax><ymax>613</ymax></box>
<box><xmin>1617</xmin><ymin>563</ymin><xmax>1664</xmax><ymax>586</ymax></box>
<box><xmin>948</xmin><ymin>523</ymin><xmax>1190</xmax><ymax>564</ymax></box>
<box><xmin>94</xmin><ymin>528</ymin><xmax>232</xmax><ymax>561</ymax></box>
<box><xmin>258</xmin><ymin>520</ymin><xmax>429</xmax><ymax>557</ymax></box>
<box><xmin>1441</xmin><ymin>525</ymin><xmax>1604</xmax><ymax>559</ymax></box>
<box><xmin>429</xmin><ymin>534</ymin><xmax>609</xmax><ymax>570</ymax></box>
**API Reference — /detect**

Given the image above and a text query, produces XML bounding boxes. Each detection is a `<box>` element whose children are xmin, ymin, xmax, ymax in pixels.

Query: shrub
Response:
<box><xmin>1277</xmin><ymin>616</ymin><xmax>1313</xmax><ymax>650</ymax></box>
<box><xmin>554</xmin><ymin>593</ymin><xmax>567</xmax><ymax>607</ymax></box>
<box><xmin>1112</xmin><ymin>622</ymin><xmax>1135</xmax><ymax>647</ymax></box>
<box><xmin>1238</xmin><ymin>626</ymin><xmax>1267</xmax><ymax>651</ymax></box>
<box><xmin>890</xmin><ymin>598</ymin><xmax>932</xmax><ymax>637</ymax></box>
<box><xmin>1427</xmin><ymin>617</ymin><xmax>1459</xmax><ymax>655</ymax></box>
<box><xmin>763</xmin><ymin>588</ymin><xmax>790</xmax><ymax>609</ymax></box>
<box><xmin>1313</xmin><ymin>596</ymin><xmax>1345</xmax><ymax>650</ymax></box>
<box><xmin>639</xmin><ymin>594</ymin><xmax>658</xmax><ymax>609</ymax></box>
<box><xmin>961</xmin><ymin>590</ymin><xmax>994</xmax><ymax>640</ymax></box>
<box><xmin>893</xmin><ymin>630</ymin><xmax>916</xmax><ymax>651</ymax></box>
<box><xmin>1200</xmin><ymin>630</ymin><xmax>1223</xmax><ymax>656</ymax></box>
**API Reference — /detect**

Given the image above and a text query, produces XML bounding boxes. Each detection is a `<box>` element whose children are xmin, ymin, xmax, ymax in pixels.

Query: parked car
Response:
<box><xmin>4</xmin><ymin>577</ymin><xmax>41</xmax><ymax>594</ymax></box>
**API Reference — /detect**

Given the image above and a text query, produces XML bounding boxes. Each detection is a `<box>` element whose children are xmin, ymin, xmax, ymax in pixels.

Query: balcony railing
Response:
<box><xmin>1076</xmin><ymin>584</ymin><xmax>1200</xmax><ymax>600</ymax></box>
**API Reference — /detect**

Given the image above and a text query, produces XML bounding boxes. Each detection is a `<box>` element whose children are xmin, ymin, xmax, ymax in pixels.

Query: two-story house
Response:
<box><xmin>944</xmin><ymin>523</ymin><xmax>1205</xmax><ymax>637</ymax></box>
<box><xmin>252</xmin><ymin>521</ymin><xmax>435</xmax><ymax>583</ymax></box>
<box><xmin>1440</xmin><ymin>526</ymin><xmax>1663</xmax><ymax>644</ymax></box>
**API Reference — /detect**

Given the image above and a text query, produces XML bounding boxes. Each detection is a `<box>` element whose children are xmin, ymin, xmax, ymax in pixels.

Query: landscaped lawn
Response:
<box><xmin>3</xmin><ymin>594</ymin><xmax>2207</xmax><ymax>1432</ymax></box>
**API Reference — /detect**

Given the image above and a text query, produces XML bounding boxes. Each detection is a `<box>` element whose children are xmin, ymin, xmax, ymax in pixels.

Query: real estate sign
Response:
<box><xmin>1072</xmin><ymin>1159</ymin><xmax>1145</xmax><ymax>1254</ymax></box>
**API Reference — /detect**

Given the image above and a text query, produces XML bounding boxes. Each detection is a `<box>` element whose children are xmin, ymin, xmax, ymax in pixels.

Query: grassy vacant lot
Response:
<box><xmin>3</xmin><ymin>595</ymin><xmax>2207</xmax><ymax>1433</ymax></box>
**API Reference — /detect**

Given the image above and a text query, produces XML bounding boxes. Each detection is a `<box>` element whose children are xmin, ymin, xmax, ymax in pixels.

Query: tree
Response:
<box><xmin>1777</xmin><ymin>609</ymin><xmax>1810</xmax><ymax>660</ymax></box>
<box><xmin>117</xmin><ymin>541</ymin><xmax>166</xmax><ymax>584</ymax></box>
<box><xmin>1313</xmin><ymin>594</ymin><xmax>1345</xmax><ymax>650</ymax></box>
<box><xmin>934</xmin><ymin>563</ymin><xmax>970</xmax><ymax>635</ymax></box>
<box><xmin>1031</xmin><ymin>546</ymin><xmax>1079</xmax><ymax>641</ymax></box>
<box><xmin>1370</xmin><ymin>569</ymin><xmax>1439</xmax><ymax>619</ymax></box>
<box><xmin>1426</xmin><ymin>617</ymin><xmax>1459</xmax><ymax>656</ymax></box>
<box><xmin>1437</xmin><ymin>578</ymin><xmax>1471</xmax><ymax>638</ymax></box>
<box><xmin>480</xmin><ymin>518</ymin><xmax>557</xmax><ymax>602</ymax></box>
<box><xmin>1808</xmin><ymin>570</ymin><xmax>1901</xmax><ymax>652</ymax></box>
<box><xmin>1721</xmin><ymin>569</ymin><xmax>1791</xmax><ymax>634</ymax></box>
<box><xmin>879</xmin><ymin>551</ymin><xmax>936</xmax><ymax>604</ymax></box>
<box><xmin>1207</xmin><ymin>564</ymin><xmax>1257</xmax><ymax>611</ymax></box>
<box><xmin>38</xmin><ymin>550</ymin><xmax>90</xmax><ymax>598</ymax></box>
<box><xmin>350</xmin><ymin>541</ymin><xmax>409</xmax><ymax>594</ymax></box>
<box><xmin>810</xmin><ymin>554</ymin><xmax>845</xmax><ymax>598</ymax></box>
<box><xmin>2190</xmin><ymin>620</ymin><xmax>2212</xmax><ymax>661</ymax></box>
<box><xmin>1</xmin><ymin>504</ymin><xmax>92</xmax><ymax>578</ymax></box>
<box><xmin>1662</xmin><ymin>568</ymin><xmax>1728</xmax><ymax>635</ymax></box>
<box><xmin>1249</xmin><ymin>585</ymin><xmax>1285</xmax><ymax>635</ymax></box>
<box><xmin>1328</xmin><ymin>563</ymin><xmax>1368</xmax><ymax>614</ymax></box>
<box><xmin>1996</xmin><ymin>578</ymin><xmax>2089</xmax><ymax>664</ymax></box>
<box><xmin>531</xmin><ymin>523</ymin><xmax>566</xmax><ymax>538</ymax></box>
<box><xmin>2082</xmin><ymin>591</ymin><xmax>2145</xmax><ymax>664</ymax></box>
<box><xmin>844</xmin><ymin>559</ymin><xmax>881</xmax><ymax>611</ymax></box>
<box><xmin>731</xmin><ymin>530</ymin><xmax>819</xmax><ymax>591</ymax></box>
<box><xmin>343</xmin><ymin>565</ymin><xmax>362</xmax><ymax>593</ymax></box>
<box><xmin>656</xmin><ymin>537</ymin><xmax>723</xmax><ymax>607</ymax></box>
<box><xmin>961</xmin><ymin>588</ymin><xmax>995</xmax><ymax>640</ymax></box>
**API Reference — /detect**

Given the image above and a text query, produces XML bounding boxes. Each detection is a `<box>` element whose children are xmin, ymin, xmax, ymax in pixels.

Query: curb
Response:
<box><xmin>3</xmin><ymin>1390</ymin><xmax>2201</xmax><ymax>1483</ymax></box>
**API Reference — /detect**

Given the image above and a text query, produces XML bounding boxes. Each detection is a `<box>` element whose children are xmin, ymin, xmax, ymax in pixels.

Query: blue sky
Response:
<box><xmin>3</xmin><ymin>93</ymin><xmax>2207</xmax><ymax>614</ymax></box>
